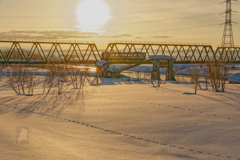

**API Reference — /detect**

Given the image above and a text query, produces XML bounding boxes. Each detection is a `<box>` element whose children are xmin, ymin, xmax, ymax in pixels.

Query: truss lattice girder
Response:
<box><xmin>216</xmin><ymin>47</ymin><xmax>240</xmax><ymax>62</ymax></box>
<box><xmin>105</xmin><ymin>43</ymin><xmax>240</xmax><ymax>63</ymax></box>
<box><xmin>0</xmin><ymin>41</ymin><xmax>101</xmax><ymax>64</ymax></box>
<box><xmin>0</xmin><ymin>42</ymin><xmax>240</xmax><ymax>64</ymax></box>
<box><xmin>105</xmin><ymin>43</ymin><xmax>221</xmax><ymax>63</ymax></box>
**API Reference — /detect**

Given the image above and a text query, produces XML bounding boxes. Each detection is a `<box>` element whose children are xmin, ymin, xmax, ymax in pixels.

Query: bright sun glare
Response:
<box><xmin>78</xmin><ymin>0</ymin><xmax>110</xmax><ymax>28</ymax></box>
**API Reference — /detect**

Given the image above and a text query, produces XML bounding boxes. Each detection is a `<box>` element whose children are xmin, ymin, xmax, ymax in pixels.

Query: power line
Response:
<box><xmin>111</xmin><ymin>1</ymin><xmax>222</xmax><ymax>15</ymax></box>
<box><xmin>94</xmin><ymin>13</ymin><xmax>220</xmax><ymax>27</ymax></box>
<box><xmin>133</xmin><ymin>24</ymin><xmax>218</xmax><ymax>35</ymax></box>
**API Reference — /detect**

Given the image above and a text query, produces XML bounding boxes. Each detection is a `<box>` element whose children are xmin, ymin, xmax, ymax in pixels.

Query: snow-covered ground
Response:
<box><xmin>114</xmin><ymin>63</ymin><xmax>240</xmax><ymax>83</ymax></box>
<box><xmin>0</xmin><ymin>70</ymin><xmax>240</xmax><ymax>160</ymax></box>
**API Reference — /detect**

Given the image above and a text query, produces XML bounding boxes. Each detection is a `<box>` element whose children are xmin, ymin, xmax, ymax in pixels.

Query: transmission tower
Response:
<box><xmin>221</xmin><ymin>0</ymin><xmax>237</xmax><ymax>47</ymax></box>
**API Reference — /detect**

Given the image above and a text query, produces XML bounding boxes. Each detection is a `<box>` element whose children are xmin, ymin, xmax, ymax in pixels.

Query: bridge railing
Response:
<box><xmin>0</xmin><ymin>38</ymin><xmax>95</xmax><ymax>44</ymax></box>
<box><xmin>110</xmin><ymin>41</ymin><xmax>211</xmax><ymax>46</ymax></box>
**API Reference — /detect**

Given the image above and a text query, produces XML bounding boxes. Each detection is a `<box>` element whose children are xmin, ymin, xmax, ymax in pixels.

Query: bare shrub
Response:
<box><xmin>84</xmin><ymin>72</ymin><xmax>92</xmax><ymax>85</ymax></box>
<box><xmin>69</xmin><ymin>68</ymin><xmax>80</xmax><ymax>89</ymax></box>
<box><xmin>126</xmin><ymin>71</ymin><xmax>131</xmax><ymax>82</ymax></box>
<box><xmin>56</xmin><ymin>66</ymin><xmax>70</xmax><ymax>95</ymax></box>
<box><xmin>208</xmin><ymin>60</ymin><xmax>231</xmax><ymax>92</ymax></box>
<box><xmin>220</xmin><ymin>62</ymin><xmax>231</xmax><ymax>92</ymax></box>
<box><xmin>150</xmin><ymin>71</ymin><xmax>161</xmax><ymax>87</ymax></box>
<box><xmin>209</xmin><ymin>61</ymin><xmax>220</xmax><ymax>91</ymax></box>
<box><xmin>134</xmin><ymin>67</ymin><xmax>142</xmax><ymax>81</ymax></box>
<box><xmin>5</xmin><ymin>64</ymin><xmax>28</xmax><ymax>95</ymax></box>
<box><xmin>202</xmin><ymin>64</ymin><xmax>209</xmax><ymax>90</ymax></box>
<box><xmin>174</xmin><ymin>65</ymin><xmax>182</xmax><ymax>84</ymax></box>
<box><xmin>92</xmin><ymin>71</ymin><xmax>101</xmax><ymax>85</ymax></box>
<box><xmin>26</xmin><ymin>70</ymin><xmax>39</xmax><ymax>96</ymax></box>
<box><xmin>141</xmin><ymin>68</ymin><xmax>151</xmax><ymax>83</ymax></box>
<box><xmin>187</xmin><ymin>66</ymin><xmax>201</xmax><ymax>94</ymax></box>
<box><xmin>79</xmin><ymin>72</ymin><xmax>87</xmax><ymax>91</ymax></box>
<box><xmin>6</xmin><ymin>67</ymin><xmax>21</xmax><ymax>95</ymax></box>
<box><xmin>43</xmin><ymin>65</ymin><xmax>57</xmax><ymax>95</ymax></box>
<box><xmin>96</xmin><ymin>72</ymin><xmax>100</xmax><ymax>85</ymax></box>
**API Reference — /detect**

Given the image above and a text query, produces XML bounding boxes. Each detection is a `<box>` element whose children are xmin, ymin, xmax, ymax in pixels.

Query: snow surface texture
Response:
<box><xmin>0</xmin><ymin>70</ymin><xmax>240</xmax><ymax>160</ymax></box>
<box><xmin>229</xmin><ymin>73</ymin><xmax>240</xmax><ymax>83</ymax></box>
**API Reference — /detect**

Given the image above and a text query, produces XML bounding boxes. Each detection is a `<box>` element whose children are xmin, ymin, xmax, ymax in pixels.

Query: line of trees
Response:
<box><xmin>187</xmin><ymin>61</ymin><xmax>231</xmax><ymax>94</ymax></box>
<box><xmin>1</xmin><ymin>64</ymin><xmax>94</xmax><ymax>96</ymax></box>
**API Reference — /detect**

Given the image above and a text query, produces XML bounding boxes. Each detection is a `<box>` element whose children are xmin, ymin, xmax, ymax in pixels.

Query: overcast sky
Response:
<box><xmin>0</xmin><ymin>0</ymin><xmax>239</xmax><ymax>49</ymax></box>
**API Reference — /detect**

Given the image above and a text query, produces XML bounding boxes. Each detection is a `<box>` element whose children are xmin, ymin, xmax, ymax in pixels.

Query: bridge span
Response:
<box><xmin>0</xmin><ymin>40</ymin><xmax>101</xmax><ymax>64</ymax></box>
<box><xmin>0</xmin><ymin>40</ymin><xmax>239</xmax><ymax>64</ymax></box>
<box><xmin>104</xmin><ymin>42</ymin><xmax>240</xmax><ymax>64</ymax></box>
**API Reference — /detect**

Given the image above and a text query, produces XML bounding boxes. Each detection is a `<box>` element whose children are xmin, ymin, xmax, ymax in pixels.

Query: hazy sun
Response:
<box><xmin>78</xmin><ymin>0</ymin><xmax>110</xmax><ymax>28</ymax></box>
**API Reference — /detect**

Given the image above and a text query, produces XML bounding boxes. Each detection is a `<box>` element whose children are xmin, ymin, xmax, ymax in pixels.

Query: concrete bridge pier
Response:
<box><xmin>96</xmin><ymin>61</ymin><xmax>109</xmax><ymax>77</ymax></box>
<box><xmin>151</xmin><ymin>59</ymin><xmax>161</xmax><ymax>84</ymax></box>
<box><xmin>149</xmin><ymin>55</ymin><xmax>176</xmax><ymax>81</ymax></box>
<box><xmin>166</xmin><ymin>59</ymin><xmax>176</xmax><ymax>81</ymax></box>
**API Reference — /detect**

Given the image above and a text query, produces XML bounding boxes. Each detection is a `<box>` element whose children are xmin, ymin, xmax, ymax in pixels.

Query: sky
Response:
<box><xmin>0</xmin><ymin>0</ymin><xmax>239</xmax><ymax>49</ymax></box>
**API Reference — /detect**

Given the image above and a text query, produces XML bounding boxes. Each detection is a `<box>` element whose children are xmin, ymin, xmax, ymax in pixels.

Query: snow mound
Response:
<box><xmin>149</xmin><ymin>55</ymin><xmax>173</xmax><ymax>60</ymax></box>
<box><xmin>96</xmin><ymin>61</ymin><xmax>108</xmax><ymax>67</ymax></box>
<box><xmin>228</xmin><ymin>73</ymin><xmax>240</xmax><ymax>83</ymax></box>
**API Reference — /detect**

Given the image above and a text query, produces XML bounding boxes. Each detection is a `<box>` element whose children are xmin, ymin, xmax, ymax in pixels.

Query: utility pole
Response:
<box><xmin>221</xmin><ymin>0</ymin><xmax>237</xmax><ymax>47</ymax></box>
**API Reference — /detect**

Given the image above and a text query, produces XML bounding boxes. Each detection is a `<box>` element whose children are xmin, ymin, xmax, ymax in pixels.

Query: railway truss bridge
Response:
<box><xmin>104</xmin><ymin>42</ymin><xmax>240</xmax><ymax>64</ymax></box>
<box><xmin>0</xmin><ymin>40</ymin><xmax>101</xmax><ymax>64</ymax></box>
<box><xmin>0</xmin><ymin>41</ymin><xmax>239</xmax><ymax>64</ymax></box>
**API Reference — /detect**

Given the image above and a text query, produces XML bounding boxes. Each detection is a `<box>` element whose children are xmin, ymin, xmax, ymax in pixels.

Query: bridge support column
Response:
<box><xmin>96</xmin><ymin>61</ymin><xmax>109</xmax><ymax>77</ymax></box>
<box><xmin>166</xmin><ymin>60</ymin><xmax>176</xmax><ymax>81</ymax></box>
<box><xmin>151</xmin><ymin>60</ymin><xmax>161</xmax><ymax>85</ymax></box>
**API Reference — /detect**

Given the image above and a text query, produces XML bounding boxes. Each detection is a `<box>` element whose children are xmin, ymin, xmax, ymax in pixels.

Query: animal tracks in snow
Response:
<box><xmin>5</xmin><ymin>106</ymin><xmax>240</xmax><ymax>160</ymax></box>
<box><xmin>90</xmin><ymin>95</ymin><xmax>238</xmax><ymax>122</ymax></box>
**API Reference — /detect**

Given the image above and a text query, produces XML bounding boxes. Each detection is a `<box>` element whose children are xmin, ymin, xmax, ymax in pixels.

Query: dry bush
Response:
<box><xmin>134</xmin><ymin>67</ymin><xmax>142</xmax><ymax>81</ymax></box>
<box><xmin>43</xmin><ymin>65</ymin><xmax>57</xmax><ymax>95</ymax></box>
<box><xmin>79</xmin><ymin>72</ymin><xmax>88</xmax><ymax>91</ymax></box>
<box><xmin>150</xmin><ymin>71</ymin><xmax>161</xmax><ymax>88</ymax></box>
<box><xmin>175</xmin><ymin>74</ymin><xmax>187</xmax><ymax>84</ymax></box>
<box><xmin>209</xmin><ymin>61</ymin><xmax>219</xmax><ymax>91</ymax></box>
<box><xmin>69</xmin><ymin>68</ymin><xmax>87</xmax><ymax>90</ymax></box>
<box><xmin>209</xmin><ymin>61</ymin><xmax>221</xmax><ymax>91</ymax></box>
<box><xmin>187</xmin><ymin>66</ymin><xmax>201</xmax><ymax>94</ymax></box>
<box><xmin>95</xmin><ymin>72</ymin><xmax>100</xmax><ymax>85</ymax></box>
<box><xmin>208</xmin><ymin>61</ymin><xmax>231</xmax><ymax>92</ymax></box>
<box><xmin>126</xmin><ymin>71</ymin><xmax>132</xmax><ymax>82</ymax></box>
<box><xmin>174</xmin><ymin>65</ymin><xmax>183</xmax><ymax>84</ymax></box>
<box><xmin>6</xmin><ymin>64</ymin><xmax>36</xmax><ymax>95</ymax></box>
<box><xmin>220</xmin><ymin>63</ymin><xmax>231</xmax><ymax>92</ymax></box>
<box><xmin>26</xmin><ymin>70</ymin><xmax>39</xmax><ymax>96</ymax></box>
<box><xmin>43</xmin><ymin>64</ymin><xmax>71</xmax><ymax>95</ymax></box>
<box><xmin>84</xmin><ymin>72</ymin><xmax>92</xmax><ymax>85</ymax></box>
<box><xmin>142</xmin><ymin>68</ymin><xmax>151</xmax><ymax>83</ymax></box>
<box><xmin>91</xmin><ymin>71</ymin><xmax>101</xmax><ymax>85</ymax></box>
<box><xmin>202</xmin><ymin>64</ymin><xmax>209</xmax><ymax>90</ymax></box>
<box><xmin>56</xmin><ymin>65</ymin><xmax>70</xmax><ymax>95</ymax></box>
<box><xmin>69</xmin><ymin>68</ymin><xmax>81</xmax><ymax>89</ymax></box>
